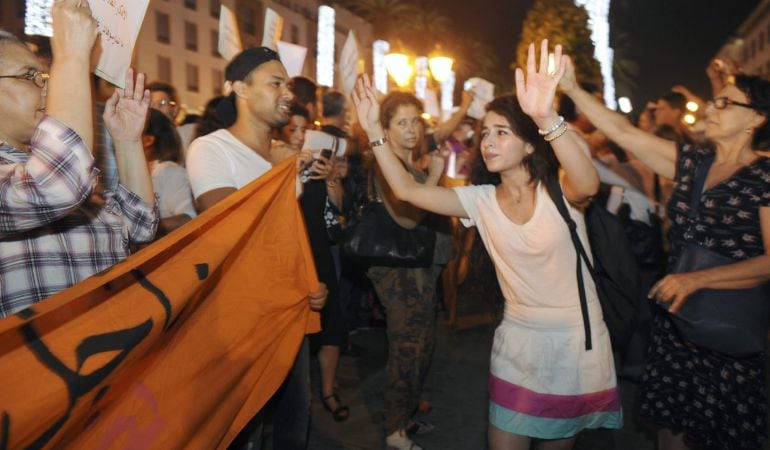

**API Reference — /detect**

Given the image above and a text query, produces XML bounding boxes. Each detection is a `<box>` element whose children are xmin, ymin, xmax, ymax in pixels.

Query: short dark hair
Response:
<box><xmin>380</xmin><ymin>91</ymin><xmax>423</xmax><ymax>130</ymax></box>
<box><xmin>471</xmin><ymin>94</ymin><xmax>558</xmax><ymax>187</ymax></box>
<box><xmin>146</xmin><ymin>81</ymin><xmax>178</xmax><ymax>102</ymax></box>
<box><xmin>322</xmin><ymin>90</ymin><xmax>346</xmax><ymax>119</ymax></box>
<box><xmin>195</xmin><ymin>96</ymin><xmax>226</xmax><ymax>138</ymax></box>
<box><xmin>145</xmin><ymin>108</ymin><xmax>182</xmax><ymax>163</ymax></box>
<box><xmin>289</xmin><ymin>76</ymin><xmax>317</xmax><ymax>106</ymax></box>
<box><xmin>290</xmin><ymin>103</ymin><xmax>310</xmax><ymax>121</ymax></box>
<box><xmin>658</xmin><ymin>91</ymin><xmax>686</xmax><ymax>111</ymax></box>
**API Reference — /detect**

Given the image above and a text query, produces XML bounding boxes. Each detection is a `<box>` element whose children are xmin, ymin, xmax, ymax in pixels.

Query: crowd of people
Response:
<box><xmin>2</xmin><ymin>2</ymin><xmax>770</xmax><ymax>450</ymax></box>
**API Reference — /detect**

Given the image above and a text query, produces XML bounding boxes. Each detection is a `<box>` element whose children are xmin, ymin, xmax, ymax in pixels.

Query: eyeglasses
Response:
<box><xmin>154</xmin><ymin>99</ymin><xmax>177</xmax><ymax>107</ymax></box>
<box><xmin>0</xmin><ymin>71</ymin><xmax>49</xmax><ymax>88</ymax></box>
<box><xmin>707</xmin><ymin>96</ymin><xmax>760</xmax><ymax>112</ymax></box>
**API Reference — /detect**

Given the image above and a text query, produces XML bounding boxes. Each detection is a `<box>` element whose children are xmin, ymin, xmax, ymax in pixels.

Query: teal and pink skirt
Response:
<box><xmin>489</xmin><ymin>309</ymin><xmax>623</xmax><ymax>438</ymax></box>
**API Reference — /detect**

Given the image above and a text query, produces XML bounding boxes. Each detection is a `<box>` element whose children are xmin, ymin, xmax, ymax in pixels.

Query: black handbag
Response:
<box><xmin>663</xmin><ymin>154</ymin><xmax>770</xmax><ymax>358</ymax></box>
<box><xmin>341</xmin><ymin>168</ymin><xmax>435</xmax><ymax>268</ymax></box>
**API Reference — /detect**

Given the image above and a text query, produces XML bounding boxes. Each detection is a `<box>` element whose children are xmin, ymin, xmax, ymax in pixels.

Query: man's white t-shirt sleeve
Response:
<box><xmin>186</xmin><ymin>136</ymin><xmax>236</xmax><ymax>199</ymax></box>
<box><xmin>155</xmin><ymin>163</ymin><xmax>197</xmax><ymax>218</ymax></box>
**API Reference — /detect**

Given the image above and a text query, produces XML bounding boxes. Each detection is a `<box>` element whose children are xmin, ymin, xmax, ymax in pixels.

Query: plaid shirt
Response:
<box><xmin>0</xmin><ymin>116</ymin><xmax>159</xmax><ymax>317</ymax></box>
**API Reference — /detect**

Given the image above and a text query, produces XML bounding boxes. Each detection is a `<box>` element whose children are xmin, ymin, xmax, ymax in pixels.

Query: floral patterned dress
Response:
<box><xmin>639</xmin><ymin>144</ymin><xmax>770</xmax><ymax>449</ymax></box>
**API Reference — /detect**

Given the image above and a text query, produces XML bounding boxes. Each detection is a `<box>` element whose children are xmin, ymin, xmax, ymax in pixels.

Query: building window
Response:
<box><xmin>184</xmin><ymin>0</ymin><xmax>196</xmax><ymax>10</ymax></box>
<box><xmin>290</xmin><ymin>24</ymin><xmax>299</xmax><ymax>44</ymax></box>
<box><xmin>238</xmin><ymin>5</ymin><xmax>256</xmax><ymax>36</ymax></box>
<box><xmin>212</xmin><ymin>69</ymin><xmax>223</xmax><ymax>95</ymax></box>
<box><xmin>210</xmin><ymin>0</ymin><xmax>220</xmax><ymax>18</ymax></box>
<box><xmin>156</xmin><ymin>12</ymin><xmax>170</xmax><ymax>44</ymax></box>
<box><xmin>185</xmin><ymin>21</ymin><xmax>198</xmax><ymax>51</ymax></box>
<box><xmin>187</xmin><ymin>64</ymin><xmax>200</xmax><ymax>92</ymax></box>
<box><xmin>158</xmin><ymin>56</ymin><xmax>172</xmax><ymax>83</ymax></box>
<box><xmin>211</xmin><ymin>30</ymin><xmax>220</xmax><ymax>56</ymax></box>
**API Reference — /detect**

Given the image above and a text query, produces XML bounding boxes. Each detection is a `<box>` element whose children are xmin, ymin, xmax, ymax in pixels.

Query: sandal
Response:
<box><xmin>321</xmin><ymin>393</ymin><xmax>350</xmax><ymax>422</ymax></box>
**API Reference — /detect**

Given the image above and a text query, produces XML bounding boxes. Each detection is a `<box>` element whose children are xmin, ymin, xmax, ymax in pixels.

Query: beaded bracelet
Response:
<box><xmin>544</xmin><ymin>122</ymin><xmax>569</xmax><ymax>142</ymax></box>
<box><xmin>537</xmin><ymin>116</ymin><xmax>565</xmax><ymax>136</ymax></box>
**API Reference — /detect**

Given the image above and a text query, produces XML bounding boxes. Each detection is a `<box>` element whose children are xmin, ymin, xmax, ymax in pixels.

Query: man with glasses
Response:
<box><xmin>146</xmin><ymin>81</ymin><xmax>180</xmax><ymax>122</ymax></box>
<box><xmin>0</xmin><ymin>0</ymin><xmax>158</xmax><ymax>317</ymax></box>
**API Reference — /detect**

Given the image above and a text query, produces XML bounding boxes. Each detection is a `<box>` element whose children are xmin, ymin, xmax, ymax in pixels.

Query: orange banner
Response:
<box><xmin>0</xmin><ymin>157</ymin><xmax>320</xmax><ymax>449</ymax></box>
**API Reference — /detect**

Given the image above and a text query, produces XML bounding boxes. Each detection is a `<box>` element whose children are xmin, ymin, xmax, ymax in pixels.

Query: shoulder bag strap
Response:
<box><xmin>687</xmin><ymin>154</ymin><xmax>715</xmax><ymax>219</ymax></box>
<box><xmin>545</xmin><ymin>177</ymin><xmax>593</xmax><ymax>351</ymax></box>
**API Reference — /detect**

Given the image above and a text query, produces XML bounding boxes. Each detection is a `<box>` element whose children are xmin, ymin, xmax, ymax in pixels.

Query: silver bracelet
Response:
<box><xmin>369</xmin><ymin>137</ymin><xmax>388</xmax><ymax>147</ymax></box>
<box><xmin>544</xmin><ymin>122</ymin><xmax>569</xmax><ymax>142</ymax></box>
<box><xmin>537</xmin><ymin>116</ymin><xmax>565</xmax><ymax>136</ymax></box>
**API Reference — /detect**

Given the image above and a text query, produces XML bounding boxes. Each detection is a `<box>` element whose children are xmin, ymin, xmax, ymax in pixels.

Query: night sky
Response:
<box><xmin>442</xmin><ymin>0</ymin><xmax>761</xmax><ymax>109</ymax></box>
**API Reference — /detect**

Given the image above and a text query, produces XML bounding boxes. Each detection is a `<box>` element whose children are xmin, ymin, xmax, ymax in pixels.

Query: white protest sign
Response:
<box><xmin>276</xmin><ymin>41</ymin><xmax>307</xmax><ymax>77</ymax></box>
<box><xmin>423</xmin><ymin>88</ymin><xmax>441</xmax><ymax>119</ymax></box>
<box><xmin>464</xmin><ymin>77</ymin><xmax>495</xmax><ymax>120</ymax></box>
<box><xmin>261</xmin><ymin>7</ymin><xmax>284</xmax><ymax>51</ymax></box>
<box><xmin>218</xmin><ymin>5</ymin><xmax>243</xmax><ymax>62</ymax></box>
<box><xmin>23</xmin><ymin>0</ymin><xmax>149</xmax><ymax>88</ymax></box>
<box><xmin>339</xmin><ymin>31</ymin><xmax>360</xmax><ymax>94</ymax></box>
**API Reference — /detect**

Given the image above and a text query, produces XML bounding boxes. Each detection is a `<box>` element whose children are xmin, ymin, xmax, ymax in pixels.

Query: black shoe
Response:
<box><xmin>321</xmin><ymin>393</ymin><xmax>350</xmax><ymax>422</ymax></box>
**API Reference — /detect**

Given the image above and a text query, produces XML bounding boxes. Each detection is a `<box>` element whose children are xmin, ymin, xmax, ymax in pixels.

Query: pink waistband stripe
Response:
<box><xmin>489</xmin><ymin>374</ymin><xmax>620</xmax><ymax>419</ymax></box>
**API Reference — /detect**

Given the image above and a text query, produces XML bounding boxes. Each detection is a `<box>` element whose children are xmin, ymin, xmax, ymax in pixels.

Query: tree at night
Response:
<box><xmin>516</xmin><ymin>0</ymin><xmax>602</xmax><ymax>88</ymax></box>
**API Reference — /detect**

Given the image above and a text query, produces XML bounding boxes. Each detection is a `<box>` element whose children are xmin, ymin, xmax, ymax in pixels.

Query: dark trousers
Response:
<box><xmin>228</xmin><ymin>338</ymin><xmax>311</xmax><ymax>450</ymax></box>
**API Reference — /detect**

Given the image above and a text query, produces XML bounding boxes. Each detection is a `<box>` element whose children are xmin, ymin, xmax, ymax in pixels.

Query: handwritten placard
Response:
<box><xmin>91</xmin><ymin>0</ymin><xmax>150</xmax><ymax>88</ymax></box>
<box><xmin>23</xmin><ymin>0</ymin><xmax>149</xmax><ymax>89</ymax></box>
<box><xmin>218</xmin><ymin>5</ymin><xmax>243</xmax><ymax>62</ymax></box>
<box><xmin>261</xmin><ymin>7</ymin><xmax>283</xmax><ymax>51</ymax></box>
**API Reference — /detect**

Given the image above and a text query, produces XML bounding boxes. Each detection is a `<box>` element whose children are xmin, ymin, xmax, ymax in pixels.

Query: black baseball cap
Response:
<box><xmin>216</xmin><ymin>47</ymin><xmax>282</xmax><ymax>126</ymax></box>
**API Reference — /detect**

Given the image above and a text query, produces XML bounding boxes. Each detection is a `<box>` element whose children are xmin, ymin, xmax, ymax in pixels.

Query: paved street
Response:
<box><xmin>306</xmin><ymin>321</ymin><xmax>660</xmax><ymax>450</ymax></box>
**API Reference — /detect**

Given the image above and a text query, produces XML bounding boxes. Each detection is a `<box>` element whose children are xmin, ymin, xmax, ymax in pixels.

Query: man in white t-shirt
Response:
<box><xmin>186</xmin><ymin>47</ymin><xmax>325</xmax><ymax>450</ymax></box>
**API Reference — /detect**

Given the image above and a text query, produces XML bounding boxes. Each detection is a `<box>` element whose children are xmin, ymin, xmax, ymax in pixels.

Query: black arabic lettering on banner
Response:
<box><xmin>0</xmin><ymin>265</ymin><xmax>208</xmax><ymax>449</ymax></box>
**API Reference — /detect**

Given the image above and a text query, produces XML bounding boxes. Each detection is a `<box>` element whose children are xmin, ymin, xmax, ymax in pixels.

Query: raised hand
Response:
<box><xmin>558</xmin><ymin>55</ymin><xmax>578</xmax><ymax>95</ymax></box>
<box><xmin>515</xmin><ymin>39</ymin><xmax>566</xmax><ymax>121</ymax></box>
<box><xmin>351</xmin><ymin>74</ymin><xmax>383</xmax><ymax>137</ymax></box>
<box><xmin>309</xmin><ymin>155</ymin><xmax>333</xmax><ymax>180</ymax></box>
<box><xmin>51</xmin><ymin>0</ymin><xmax>98</xmax><ymax>61</ymax></box>
<box><xmin>103</xmin><ymin>69</ymin><xmax>151</xmax><ymax>142</ymax></box>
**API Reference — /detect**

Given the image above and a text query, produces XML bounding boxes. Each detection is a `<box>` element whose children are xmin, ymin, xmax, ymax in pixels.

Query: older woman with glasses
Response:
<box><xmin>560</xmin><ymin>55</ymin><xmax>770</xmax><ymax>449</ymax></box>
<box><xmin>0</xmin><ymin>0</ymin><xmax>158</xmax><ymax>317</ymax></box>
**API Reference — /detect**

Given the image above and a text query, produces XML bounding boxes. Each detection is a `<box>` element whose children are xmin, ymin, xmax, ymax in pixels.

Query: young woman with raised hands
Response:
<box><xmin>352</xmin><ymin>40</ymin><xmax>621</xmax><ymax>450</ymax></box>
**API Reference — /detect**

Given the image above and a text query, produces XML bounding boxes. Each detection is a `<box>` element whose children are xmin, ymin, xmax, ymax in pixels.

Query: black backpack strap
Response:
<box><xmin>544</xmin><ymin>177</ymin><xmax>593</xmax><ymax>351</ymax></box>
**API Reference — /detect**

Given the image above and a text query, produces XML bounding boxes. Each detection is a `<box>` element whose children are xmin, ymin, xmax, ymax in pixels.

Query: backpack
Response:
<box><xmin>545</xmin><ymin>177</ymin><xmax>642</xmax><ymax>355</ymax></box>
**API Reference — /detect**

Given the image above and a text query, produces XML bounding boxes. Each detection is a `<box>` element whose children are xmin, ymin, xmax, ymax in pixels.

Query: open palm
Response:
<box><xmin>351</xmin><ymin>74</ymin><xmax>382</xmax><ymax>136</ymax></box>
<box><xmin>103</xmin><ymin>68</ymin><xmax>151</xmax><ymax>142</ymax></box>
<box><xmin>515</xmin><ymin>40</ymin><xmax>566</xmax><ymax>120</ymax></box>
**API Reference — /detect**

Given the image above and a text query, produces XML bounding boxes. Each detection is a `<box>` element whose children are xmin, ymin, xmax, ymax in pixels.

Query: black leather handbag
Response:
<box><xmin>663</xmin><ymin>154</ymin><xmax>770</xmax><ymax>358</ymax></box>
<box><xmin>341</xmin><ymin>169</ymin><xmax>435</xmax><ymax>268</ymax></box>
<box><xmin>669</xmin><ymin>243</ymin><xmax>770</xmax><ymax>357</ymax></box>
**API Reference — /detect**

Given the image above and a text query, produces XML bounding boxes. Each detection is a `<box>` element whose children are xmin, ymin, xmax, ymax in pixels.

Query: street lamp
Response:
<box><xmin>384</xmin><ymin>52</ymin><xmax>413</xmax><ymax>88</ymax></box>
<box><xmin>428</xmin><ymin>55</ymin><xmax>454</xmax><ymax>83</ymax></box>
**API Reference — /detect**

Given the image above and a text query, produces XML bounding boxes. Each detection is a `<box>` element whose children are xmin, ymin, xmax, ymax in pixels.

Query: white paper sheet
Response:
<box><xmin>218</xmin><ymin>5</ymin><xmax>243</xmax><ymax>62</ymax></box>
<box><xmin>261</xmin><ymin>7</ymin><xmax>283</xmax><ymax>51</ymax></box>
<box><xmin>276</xmin><ymin>41</ymin><xmax>307</xmax><ymax>77</ymax></box>
<box><xmin>464</xmin><ymin>77</ymin><xmax>495</xmax><ymax>120</ymax></box>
